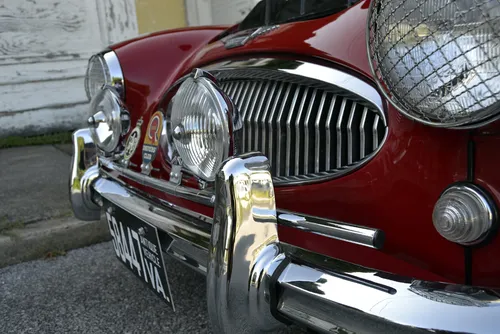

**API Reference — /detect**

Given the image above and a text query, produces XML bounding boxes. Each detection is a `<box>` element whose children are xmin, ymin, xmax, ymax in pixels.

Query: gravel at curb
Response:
<box><xmin>0</xmin><ymin>216</ymin><xmax>110</xmax><ymax>268</ymax></box>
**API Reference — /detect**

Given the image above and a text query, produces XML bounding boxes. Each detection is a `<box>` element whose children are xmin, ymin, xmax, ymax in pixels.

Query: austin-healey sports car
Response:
<box><xmin>70</xmin><ymin>0</ymin><xmax>500</xmax><ymax>332</ymax></box>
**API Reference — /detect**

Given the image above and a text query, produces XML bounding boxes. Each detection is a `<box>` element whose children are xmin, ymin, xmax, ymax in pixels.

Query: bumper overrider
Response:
<box><xmin>71</xmin><ymin>129</ymin><xmax>500</xmax><ymax>334</ymax></box>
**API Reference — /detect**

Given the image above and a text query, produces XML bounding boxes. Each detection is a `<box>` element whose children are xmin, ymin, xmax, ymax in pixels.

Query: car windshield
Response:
<box><xmin>239</xmin><ymin>0</ymin><xmax>360</xmax><ymax>30</ymax></box>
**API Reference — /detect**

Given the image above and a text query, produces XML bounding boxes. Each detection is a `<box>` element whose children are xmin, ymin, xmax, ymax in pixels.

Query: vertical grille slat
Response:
<box><xmin>219</xmin><ymin>75</ymin><xmax>387</xmax><ymax>184</ymax></box>
<box><xmin>336</xmin><ymin>98</ymin><xmax>348</xmax><ymax>169</ymax></box>
<box><xmin>246</xmin><ymin>82</ymin><xmax>264</xmax><ymax>152</ymax></box>
<box><xmin>253</xmin><ymin>81</ymin><xmax>271</xmax><ymax>152</ymax></box>
<box><xmin>325</xmin><ymin>95</ymin><xmax>337</xmax><ymax>171</ymax></box>
<box><xmin>359</xmin><ymin>107</ymin><xmax>368</xmax><ymax>159</ymax></box>
<box><xmin>240</xmin><ymin>82</ymin><xmax>257</xmax><ymax>151</ymax></box>
<box><xmin>372</xmin><ymin>115</ymin><xmax>380</xmax><ymax>151</ymax></box>
<box><xmin>275</xmin><ymin>84</ymin><xmax>292</xmax><ymax>176</ymax></box>
<box><xmin>267</xmin><ymin>82</ymin><xmax>284</xmax><ymax>173</ymax></box>
<box><xmin>259</xmin><ymin>82</ymin><xmax>278</xmax><ymax>156</ymax></box>
<box><xmin>232</xmin><ymin>82</ymin><xmax>244</xmax><ymax>105</ymax></box>
<box><xmin>227</xmin><ymin>82</ymin><xmax>239</xmax><ymax>100</ymax></box>
<box><xmin>303</xmin><ymin>89</ymin><xmax>318</xmax><ymax>175</ymax></box>
<box><xmin>295</xmin><ymin>87</ymin><xmax>309</xmax><ymax>175</ymax></box>
<box><xmin>314</xmin><ymin>92</ymin><xmax>328</xmax><ymax>173</ymax></box>
<box><xmin>285</xmin><ymin>87</ymin><xmax>301</xmax><ymax>177</ymax></box>
<box><xmin>245</xmin><ymin>82</ymin><xmax>263</xmax><ymax>152</ymax></box>
<box><xmin>347</xmin><ymin>102</ymin><xmax>357</xmax><ymax>165</ymax></box>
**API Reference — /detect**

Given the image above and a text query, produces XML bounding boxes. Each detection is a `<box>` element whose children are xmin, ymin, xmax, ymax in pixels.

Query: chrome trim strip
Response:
<box><xmin>102</xmin><ymin>50</ymin><xmax>125</xmax><ymax>99</ymax></box>
<box><xmin>100</xmin><ymin>157</ymin><xmax>215</xmax><ymax>207</ymax></box>
<box><xmin>278</xmin><ymin>211</ymin><xmax>384</xmax><ymax>249</ymax></box>
<box><xmin>93</xmin><ymin>177</ymin><xmax>212</xmax><ymax>250</ymax></box>
<box><xmin>205</xmin><ymin>58</ymin><xmax>384</xmax><ymax>114</ymax></box>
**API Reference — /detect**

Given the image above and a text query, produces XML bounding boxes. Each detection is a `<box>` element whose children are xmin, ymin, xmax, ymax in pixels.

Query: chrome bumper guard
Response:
<box><xmin>71</xmin><ymin>129</ymin><xmax>500</xmax><ymax>334</ymax></box>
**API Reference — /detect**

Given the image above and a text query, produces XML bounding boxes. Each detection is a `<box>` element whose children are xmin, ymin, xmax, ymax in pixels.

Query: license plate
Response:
<box><xmin>104</xmin><ymin>201</ymin><xmax>174</xmax><ymax>310</ymax></box>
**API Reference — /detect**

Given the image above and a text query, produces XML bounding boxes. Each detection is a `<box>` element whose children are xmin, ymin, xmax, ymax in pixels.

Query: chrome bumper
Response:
<box><xmin>71</xmin><ymin>129</ymin><xmax>500</xmax><ymax>334</ymax></box>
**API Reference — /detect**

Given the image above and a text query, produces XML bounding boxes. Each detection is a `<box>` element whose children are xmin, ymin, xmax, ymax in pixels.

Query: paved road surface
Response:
<box><xmin>0</xmin><ymin>145</ymin><xmax>73</xmax><ymax>228</ymax></box>
<box><xmin>0</xmin><ymin>242</ymin><xmax>305</xmax><ymax>334</ymax></box>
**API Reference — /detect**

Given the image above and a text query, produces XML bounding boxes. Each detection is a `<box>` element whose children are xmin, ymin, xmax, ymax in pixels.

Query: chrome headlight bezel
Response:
<box><xmin>87</xmin><ymin>86</ymin><xmax>130</xmax><ymax>155</ymax></box>
<box><xmin>85</xmin><ymin>50</ymin><xmax>125</xmax><ymax>101</ymax></box>
<box><xmin>161</xmin><ymin>69</ymin><xmax>240</xmax><ymax>183</ymax></box>
<box><xmin>367</xmin><ymin>0</ymin><xmax>500</xmax><ymax>129</ymax></box>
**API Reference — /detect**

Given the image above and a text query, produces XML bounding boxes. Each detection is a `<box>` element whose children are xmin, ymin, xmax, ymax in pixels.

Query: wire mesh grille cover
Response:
<box><xmin>214</xmin><ymin>72</ymin><xmax>387</xmax><ymax>184</ymax></box>
<box><xmin>368</xmin><ymin>0</ymin><xmax>500</xmax><ymax>128</ymax></box>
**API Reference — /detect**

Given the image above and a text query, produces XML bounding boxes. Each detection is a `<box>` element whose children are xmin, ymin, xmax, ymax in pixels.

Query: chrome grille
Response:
<box><xmin>209</xmin><ymin>61</ymin><xmax>387</xmax><ymax>185</ymax></box>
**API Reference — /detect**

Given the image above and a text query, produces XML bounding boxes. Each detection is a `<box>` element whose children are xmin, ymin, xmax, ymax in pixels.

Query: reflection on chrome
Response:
<box><xmin>207</xmin><ymin>153</ymin><xmax>285</xmax><ymax>333</ymax></box>
<box><xmin>69</xmin><ymin>129</ymin><xmax>100</xmax><ymax>221</ymax></box>
<box><xmin>409</xmin><ymin>281</ymin><xmax>500</xmax><ymax>307</ymax></box>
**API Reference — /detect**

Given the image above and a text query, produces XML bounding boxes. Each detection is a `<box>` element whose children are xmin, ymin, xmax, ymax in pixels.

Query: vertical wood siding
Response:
<box><xmin>0</xmin><ymin>0</ymin><xmax>138</xmax><ymax>137</ymax></box>
<box><xmin>210</xmin><ymin>0</ymin><xmax>258</xmax><ymax>25</ymax></box>
<box><xmin>186</xmin><ymin>0</ymin><xmax>258</xmax><ymax>26</ymax></box>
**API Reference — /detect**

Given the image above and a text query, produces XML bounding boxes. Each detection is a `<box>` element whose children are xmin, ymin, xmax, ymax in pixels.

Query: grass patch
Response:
<box><xmin>0</xmin><ymin>218</ymin><xmax>25</xmax><ymax>240</ymax></box>
<box><xmin>0</xmin><ymin>132</ymin><xmax>72</xmax><ymax>149</ymax></box>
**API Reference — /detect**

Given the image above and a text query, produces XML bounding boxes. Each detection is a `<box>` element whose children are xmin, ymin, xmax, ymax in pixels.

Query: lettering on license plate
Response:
<box><xmin>105</xmin><ymin>210</ymin><xmax>174</xmax><ymax>309</ymax></box>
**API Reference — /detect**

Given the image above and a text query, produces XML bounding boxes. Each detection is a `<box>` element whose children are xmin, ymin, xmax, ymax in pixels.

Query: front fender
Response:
<box><xmin>111</xmin><ymin>26</ymin><xmax>229</xmax><ymax>123</ymax></box>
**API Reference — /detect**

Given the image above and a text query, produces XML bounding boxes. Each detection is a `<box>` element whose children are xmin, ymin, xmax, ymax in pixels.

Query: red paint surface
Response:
<box><xmin>111</xmin><ymin>26</ymin><xmax>228</xmax><ymax>174</ymax></box>
<box><xmin>276</xmin><ymin>104</ymin><xmax>468</xmax><ymax>283</ymax></box>
<box><xmin>471</xmin><ymin>135</ymin><xmax>500</xmax><ymax>287</ymax></box>
<box><xmin>109</xmin><ymin>1</ymin><xmax>500</xmax><ymax>286</ymax></box>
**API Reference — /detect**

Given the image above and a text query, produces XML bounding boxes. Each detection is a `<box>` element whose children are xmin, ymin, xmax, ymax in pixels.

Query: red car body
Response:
<box><xmin>108</xmin><ymin>0</ymin><xmax>500</xmax><ymax>288</ymax></box>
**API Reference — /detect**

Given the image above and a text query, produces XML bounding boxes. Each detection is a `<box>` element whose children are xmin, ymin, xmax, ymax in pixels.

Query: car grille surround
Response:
<box><xmin>207</xmin><ymin>60</ymin><xmax>388</xmax><ymax>185</ymax></box>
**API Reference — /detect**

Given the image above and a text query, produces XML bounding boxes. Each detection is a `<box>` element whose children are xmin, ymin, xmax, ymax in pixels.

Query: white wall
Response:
<box><xmin>0</xmin><ymin>0</ymin><xmax>138</xmax><ymax>137</ymax></box>
<box><xmin>186</xmin><ymin>0</ymin><xmax>259</xmax><ymax>26</ymax></box>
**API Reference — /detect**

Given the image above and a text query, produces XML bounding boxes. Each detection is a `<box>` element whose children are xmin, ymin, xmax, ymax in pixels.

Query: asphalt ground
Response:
<box><xmin>0</xmin><ymin>241</ymin><xmax>306</xmax><ymax>334</ymax></box>
<box><xmin>0</xmin><ymin>145</ymin><xmax>73</xmax><ymax>228</ymax></box>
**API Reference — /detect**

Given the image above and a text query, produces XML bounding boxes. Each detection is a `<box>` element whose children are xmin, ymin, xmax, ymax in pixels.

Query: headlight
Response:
<box><xmin>85</xmin><ymin>51</ymin><xmax>125</xmax><ymax>101</ymax></box>
<box><xmin>87</xmin><ymin>87</ymin><xmax>130</xmax><ymax>153</ymax></box>
<box><xmin>169</xmin><ymin>71</ymin><xmax>231</xmax><ymax>181</ymax></box>
<box><xmin>368</xmin><ymin>0</ymin><xmax>500</xmax><ymax>128</ymax></box>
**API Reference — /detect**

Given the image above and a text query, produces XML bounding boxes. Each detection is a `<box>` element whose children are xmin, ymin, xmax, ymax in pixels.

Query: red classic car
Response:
<box><xmin>69</xmin><ymin>0</ymin><xmax>500</xmax><ymax>332</ymax></box>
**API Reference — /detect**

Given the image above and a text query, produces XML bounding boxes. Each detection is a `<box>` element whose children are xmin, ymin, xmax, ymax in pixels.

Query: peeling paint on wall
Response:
<box><xmin>0</xmin><ymin>0</ymin><xmax>138</xmax><ymax>137</ymax></box>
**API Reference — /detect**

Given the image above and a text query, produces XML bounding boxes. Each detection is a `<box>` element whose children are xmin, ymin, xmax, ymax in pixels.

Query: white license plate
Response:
<box><xmin>104</xmin><ymin>202</ymin><xmax>174</xmax><ymax>310</ymax></box>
